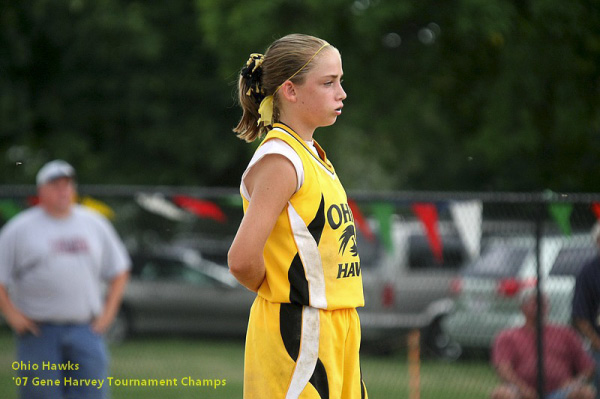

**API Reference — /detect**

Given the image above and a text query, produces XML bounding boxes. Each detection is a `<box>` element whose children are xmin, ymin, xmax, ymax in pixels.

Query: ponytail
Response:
<box><xmin>233</xmin><ymin>54</ymin><xmax>271</xmax><ymax>142</ymax></box>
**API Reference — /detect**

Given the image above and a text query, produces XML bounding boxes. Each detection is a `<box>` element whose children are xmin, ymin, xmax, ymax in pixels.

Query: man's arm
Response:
<box><xmin>495</xmin><ymin>361</ymin><xmax>538</xmax><ymax>399</ymax></box>
<box><xmin>91</xmin><ymin>271</ymin><xmax>130</xmax><ymax>334</ymax></box>
<box><xmin>574</xmin><ymin>317</ymin><xmax>600</xmax><ymax>350</ymax></box>
<box><xmin>559</xmin><ymin>326</ymin><xmax>596</xmax><ymax>390</ymax></box>
<box><xmin>0</xmin><ymin>284</ymin><xmax>39</xmax><ymax>336</ymax></box>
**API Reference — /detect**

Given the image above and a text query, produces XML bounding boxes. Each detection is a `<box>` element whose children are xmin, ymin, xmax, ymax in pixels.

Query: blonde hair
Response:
<box><xmin>234</xmin><ymin>34</ymin><xmax>332</xmax><ymax>142</ymax></box>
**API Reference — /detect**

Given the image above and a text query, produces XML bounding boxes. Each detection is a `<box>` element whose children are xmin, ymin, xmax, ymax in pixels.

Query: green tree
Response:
<box><xmin>1</xmin><ymin>0</ymin><xmax>599</xmax><ymax>191</ymax></box>
<box><xmin>1</xmin><ymin>0</ymin><xmax>247</xmax><ymax>185</ymax></box>
<box><xmin>197</xmin><ymin>0</ymin><xmax>600</xmax><ymax>191</ymax></box>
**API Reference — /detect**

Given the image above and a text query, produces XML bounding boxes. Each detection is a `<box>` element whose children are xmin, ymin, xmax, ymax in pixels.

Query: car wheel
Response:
<box><xmin>438</xmin><ymin>340</ymin><xmax>462</xmax><ymax>361</ymax></box>
<box><xmin>106</xmin><ymin>309</ymin><xmax>130</xmax><ymax>344</ymax></box>
<box><xmin>423</xmin><ymin>317</ymin><xmax>462</xmax><ymax>361</ymax></box>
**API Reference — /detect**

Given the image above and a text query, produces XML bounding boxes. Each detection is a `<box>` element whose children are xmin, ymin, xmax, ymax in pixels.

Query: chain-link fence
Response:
<box><xmin>1</xmin><ymin>186</ymin><xmax>599</xmax><ymax>398</ymax></box>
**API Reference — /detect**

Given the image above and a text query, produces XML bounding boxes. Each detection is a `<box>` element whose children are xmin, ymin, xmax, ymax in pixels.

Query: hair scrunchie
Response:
<box><xmin>241</xmin><ymin>53</ymin><xmax>266</xmax><ymax>105</ymax></box>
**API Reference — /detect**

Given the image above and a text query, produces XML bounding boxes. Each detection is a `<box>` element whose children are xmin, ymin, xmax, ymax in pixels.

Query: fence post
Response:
<box><xmin>408</xmin><ymin>329</ymin><xmax>420</xmax><ymax>399</ymax></box>
<box><xmin>535</xmin><ymin>201</ymin><xmax>545</xmax><ymax>399</ymax></box>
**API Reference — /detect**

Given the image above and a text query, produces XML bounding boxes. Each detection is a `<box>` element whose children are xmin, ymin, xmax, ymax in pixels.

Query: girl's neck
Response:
<box><xmin>278</xmin><ymin>118</ymin><xmax>315</xmax><ymax>142</ymax></box>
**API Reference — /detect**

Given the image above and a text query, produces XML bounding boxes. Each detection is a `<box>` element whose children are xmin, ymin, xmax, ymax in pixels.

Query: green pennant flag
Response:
<box><xmin>371</xmin><ymin>202</ymin><xmax>395</xmax><ymax>253</ymax></box>
<box><xmin>221</xmin><ymin>194</ymin><xmax>243</xmax><ymax>208</ymax></box>
<box><xmin>549</xmin><ymin>203</ymin><xmax>573</xmax><ymax>236</ymax></box>
<box><xmin>0</xmin><ymin>200</ymin><xmax>22</xmax><ymax>221</ymax></box>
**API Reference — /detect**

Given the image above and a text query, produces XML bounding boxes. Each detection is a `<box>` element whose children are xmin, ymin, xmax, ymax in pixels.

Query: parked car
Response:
<box><xmin>441</xmin><ymin>233</ymin><xmax>597</xmax><ymax>357</ymax></box>
<box><xmin>358</xmin><ymin>219</ymin><xmax>467</xmax><ymax>356</ymax></box>
<box><xmin>107</xmin><ymin>245</ymin><xmax>255</xmax><ymax>343</ymax></box>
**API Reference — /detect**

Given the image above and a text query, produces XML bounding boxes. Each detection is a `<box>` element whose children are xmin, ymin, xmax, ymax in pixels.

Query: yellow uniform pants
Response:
<box><xmin>243</xmin><ymin>296</ymin><xmax>368</xmax><ymax>399</ymax></box>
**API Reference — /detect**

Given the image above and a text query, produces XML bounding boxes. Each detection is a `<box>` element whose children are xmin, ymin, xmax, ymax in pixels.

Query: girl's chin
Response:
<box><xmin>324</xmin><ymin>116</ymin><xmax>339</xmax><ymax>126</ymax></box>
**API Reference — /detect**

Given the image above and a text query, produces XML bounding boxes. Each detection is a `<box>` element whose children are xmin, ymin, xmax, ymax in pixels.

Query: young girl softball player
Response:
<box><xmin>228</xmin><ymin>33</ymin><xmax>367</xmax><ymax>399</ymax></box>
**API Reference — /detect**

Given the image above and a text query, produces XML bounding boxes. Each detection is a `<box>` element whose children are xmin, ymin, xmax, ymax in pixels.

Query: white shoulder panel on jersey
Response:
<box><xmin>241</xmin><ymin>138</ymin><xmax>304</xmax><ymax>199</ymax></box>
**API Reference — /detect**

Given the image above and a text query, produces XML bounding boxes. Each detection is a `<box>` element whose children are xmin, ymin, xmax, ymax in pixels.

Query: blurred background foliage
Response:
<box><xmin>1</xmin><ymin>0</ymin><xmax>599</xmax><ymax>191</ymax></box>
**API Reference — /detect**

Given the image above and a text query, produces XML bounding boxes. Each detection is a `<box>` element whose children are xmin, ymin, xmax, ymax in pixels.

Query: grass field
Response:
<box><xmin>0</xmin><ymin>329</ymin><xmax>497</xmax><ymax>398</ymax></box>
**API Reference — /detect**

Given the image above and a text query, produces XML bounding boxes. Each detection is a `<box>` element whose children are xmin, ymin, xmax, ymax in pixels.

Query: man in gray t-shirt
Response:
<box><xmin>0</xmin><ymin>160</ymin><xmax>131</xmax><ymax>399</ymax></box>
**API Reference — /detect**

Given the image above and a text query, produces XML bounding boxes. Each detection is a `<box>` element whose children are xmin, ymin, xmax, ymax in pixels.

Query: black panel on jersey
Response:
<box><xmin>279</xmin><ymin>303</ymin><xmax>303</xmax><ymax>361</ymax></box>
<box><xmin>307</xmin><ymin>195</ymin><xmax>326</xmax><ymax>245</ymax></box>
<box><xmin>289</xmin><ymin>253</ymin><xmax>310</xmax><ymax>305</ymax></box>
<box><xmin>309</xmin><ymin>359</ymin><xmax>330</xmax><ymax>399</ymax></box>
<box><xmin>288</xmin><ymin>195</ymin><xmax>326</xmax><ymax>305</ymax></box>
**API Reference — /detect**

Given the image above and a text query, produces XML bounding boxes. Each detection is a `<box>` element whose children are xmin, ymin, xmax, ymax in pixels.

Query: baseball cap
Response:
<box><xmin>36</xmin><ymin>160</ymin><xmax>76</xmax><ymax>186</ymax></box>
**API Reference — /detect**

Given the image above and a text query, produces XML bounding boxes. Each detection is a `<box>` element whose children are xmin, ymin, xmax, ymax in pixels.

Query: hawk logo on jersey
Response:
<box><xmin>327</xmin><ymin>202</ymin><xmax>361</xmax><ymax>279</ymax></box>
<box><xmin>337</xmin><ymin>225</ymin><xmax>360</xmax><ymax>279</ymax></box>
<box><xmin>338</xmin><ymin>225</ymin><xmax>358</xmax><ymax>257</ymax></box>
<box><xmin>327</xmin><ymin>202</ymin><xmax>358</xmax><ymax>258</ymax></box>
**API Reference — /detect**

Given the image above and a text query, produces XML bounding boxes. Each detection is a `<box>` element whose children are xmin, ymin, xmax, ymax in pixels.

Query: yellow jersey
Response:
<box><xmin>241</xmin><ymin>123</ymin><xmax>364</xmax><ymax>310</ymax></box>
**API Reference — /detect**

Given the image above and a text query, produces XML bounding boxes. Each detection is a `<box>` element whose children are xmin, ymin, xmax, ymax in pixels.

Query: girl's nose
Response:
<box><xmin>339</xmin><ymin>85</ymin><xmax>347</xmax><ymax>100</ymax></box>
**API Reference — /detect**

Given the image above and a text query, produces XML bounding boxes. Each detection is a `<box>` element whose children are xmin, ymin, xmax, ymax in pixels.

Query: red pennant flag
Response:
<box><xmin>592</xmin><ymin>203</ymin><xmax>600</xmax><ymax>220</ymax></box>
<box><xmin>173</xmin><ymin>195</ymin><xmax>227</xmax><ymax>223</ymax></box>
<box><xmin>27</xmin><ymin>196</ymin><xmax>40</xmax><ymax>206</ymax></box>
<box><xmin>412</xmin><ymin>203</ymin><xmax>443</xmax><ymax>264</ymax></box>
<box><xmin>348</xmin><ymin>199</ymin><xmax>374</xmax><ymax>242</ymax></box>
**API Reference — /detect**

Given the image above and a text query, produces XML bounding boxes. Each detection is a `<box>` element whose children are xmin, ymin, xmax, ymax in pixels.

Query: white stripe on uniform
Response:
<box><xmin>285</xmin><ymin>306</ymin><xmax>320</xmax><ymax>399</ymax></box>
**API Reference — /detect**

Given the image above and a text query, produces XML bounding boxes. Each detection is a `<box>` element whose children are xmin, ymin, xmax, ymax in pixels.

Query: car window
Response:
<box><xmin>408</xmin><ymin>235</ymin><xmax>466</xmax><ymax>270</ymax></box>
<box><xmin>138</xmin><ymin>258</ymin><xmax>213</xmax><ymax>286</ymax></box>
<box><xmin>462</xmin><ymin>244</ymin><xmax>529</xmax><ymax>278</ymax></box>
<box><xmin>549</xmin><ymin>246</ymin><xmax>598</xmax><ymax>276</ymax></box>
<box><xmin>356</xmin><ymin>230</ymin><xmax>383</xmax><ymax>269</ymax></box>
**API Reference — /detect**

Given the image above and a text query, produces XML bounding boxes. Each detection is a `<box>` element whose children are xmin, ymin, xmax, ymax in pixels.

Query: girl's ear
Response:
<box><xmin>279</xmin><ymin>81</ymin><xmax>297</xmax><ymax>102</ymax></box>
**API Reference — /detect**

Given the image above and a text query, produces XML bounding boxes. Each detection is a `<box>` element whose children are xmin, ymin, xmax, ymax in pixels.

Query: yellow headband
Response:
<box><xmin>258</xmin><ymin>43</ymin><xmax>330</xmax><ymax>127</ymax></box>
